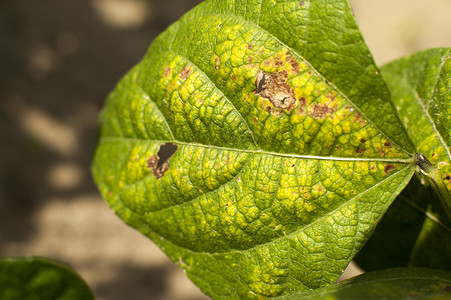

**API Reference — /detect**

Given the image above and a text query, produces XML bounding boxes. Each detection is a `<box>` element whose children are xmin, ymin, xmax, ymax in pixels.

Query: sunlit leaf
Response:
<box><xmin>92</xmin><ymin>0</ymin><xmax>416</xmax><ymax>298</ymax></box>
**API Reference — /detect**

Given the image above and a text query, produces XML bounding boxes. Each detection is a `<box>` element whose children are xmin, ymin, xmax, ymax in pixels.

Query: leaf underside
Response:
<box><xmin>356</xmin><ymin>48</ymin><xmax>451</xmax><ymax>272</ymax></box>
<box><xmin>92</xmin><ymin>0</ymin><xmax>416</xmax><ymax>298</ymax></box>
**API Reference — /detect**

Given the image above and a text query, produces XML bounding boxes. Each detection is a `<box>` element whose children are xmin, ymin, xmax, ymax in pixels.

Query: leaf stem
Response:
<box><xmin>415</xmin><ymin>153</ymin><xmax>451</xmax><ymax>222</ymax></box>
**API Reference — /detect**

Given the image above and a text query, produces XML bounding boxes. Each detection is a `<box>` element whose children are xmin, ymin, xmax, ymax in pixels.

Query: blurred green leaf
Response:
<box><xmin>92</xmin><ymin>0</ymin><xmax>417</xmax><ymax>298</ymax></box>
<box><xmin>356</xmin><ymin>48</ymin><xmax>451</xmax><ymax>271</ymax></box>
<box><xmin>274</xmin><ymin>267</ymin><xmax>451</xmax><ymax>299</ymax></box>
<box><xmin>0</xmin><ymin>257</ymin><xmax>94</xmax><ymax>300</ymax></box>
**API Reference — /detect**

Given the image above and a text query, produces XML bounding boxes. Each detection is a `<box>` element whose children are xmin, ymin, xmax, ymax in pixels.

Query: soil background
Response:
<box><xmin>1</xmin><ymin>1</ymin><xmax>450</xmax><ymax>299</ymax></box>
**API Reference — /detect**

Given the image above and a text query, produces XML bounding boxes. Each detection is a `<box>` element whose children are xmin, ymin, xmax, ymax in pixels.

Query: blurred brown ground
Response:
<box><xmin>0</xmin><ymin>1</ymin><xmax>450</xmax><ymax>299</ymax></box>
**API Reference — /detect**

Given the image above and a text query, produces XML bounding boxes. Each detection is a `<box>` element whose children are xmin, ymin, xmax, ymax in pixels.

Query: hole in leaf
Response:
<box><xmin>147</xmin><ymin>143</ymin><xmax>178</xmax><ymax>179</ymax></box>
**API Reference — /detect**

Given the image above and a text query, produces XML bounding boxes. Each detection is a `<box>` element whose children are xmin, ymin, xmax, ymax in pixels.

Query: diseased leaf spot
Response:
<box><xmin>147</xmin><ymin>143</ymin><xmax>178</xmax><ymax>179</ymax></box>
<box><xmin>325</xmin><ymin>92</ymin><xmax>336</xmax><ymax>100</ymax></box>
<box><xmin>214</xmin><ymin>56</ymin><xmax>220</xmax><ymax>70</ymax></box>
<box><xmin>384</xmin><ymin>141</ymin><xmax>392</xmax><ymax>147</ymax></box>
<box><xmin>299</xmin><ymin>1</ymin><xmax>305</xmax><ymax>6</ymax></box>
<box><xmin>353</xmin><ymin>112</ymin><xmax>365</xmax><ymax>125</ymax></box>
<box><xmin>355</xmin><ymin>146</ymin><xmax>366</xmax><ymax>154</ymax></box>
<box><xmin>285</xmin><ymin>52</ymin><xmax>301</xmax><ymax>75</ymax></box>
<box><xmin>384</xmin><ymin>163</ymin><xmax>396</xmax><ymax>174</ymax></box>
<box><xmin>254</xmin><ymin>70</ymin><xmax>296</xmax><ymax>110</ymax></box>
<box><xmin>299</xmin><ymin>97</ymin><xmax>307</xmax><ymax>107</ymax></box>
<box><xmin>164</xmin><ymin>66</ymin><xmax>172</xmax><ymax>77</ymax></box>
<box><xmin>309</xmin><ymin>103</ymin><xmax>336</xmax><ymax>119</ymax></box>
<box><xmin>275</xmin><ymin>54</ymin><xmax>283</xmax><ymax>67</ymax></box>
<box><xmin>180</xmin><ymin>65</ymin><xmax>192</xmax><ymax>80</ymax></box>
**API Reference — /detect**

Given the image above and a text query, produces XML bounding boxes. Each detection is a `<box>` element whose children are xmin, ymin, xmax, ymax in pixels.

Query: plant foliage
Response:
<box><xmin>91</xmin><ymin>0</ymin><xmax>450</xmax><ymax>298</ymax></box>
<box><xmin>0</xmin><ymin>257</ymin><xmax>94</xmax><ymax>300</ymax></box>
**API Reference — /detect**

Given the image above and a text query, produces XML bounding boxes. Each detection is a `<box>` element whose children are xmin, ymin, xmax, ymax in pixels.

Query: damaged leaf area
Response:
<box><xmin>254</xmin><ymin>70</ymin><xmax>296</xmax><ymax>110</ymax></box>
<box><xmin>146</xmin><ymin>143</ymin><xmax>178</xmax><ymax>179</ymax></box>
<box><xmin>92</xmin><ymin>0</ymin><xmax>417</xmax><ymax>299</ymax></box>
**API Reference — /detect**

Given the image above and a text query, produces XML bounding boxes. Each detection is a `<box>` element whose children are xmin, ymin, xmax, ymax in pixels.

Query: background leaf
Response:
<box><xmin>274</xmin><ymin>267</ymin><xmax>451</xmax><ymax>299</ymax></box>
<box><xmin>0</xmin><ymin>257</ymin><xmax>94</xmax><ymax>300</ymax></box>
<box><xmin>92</xmin><ymin>0</ymin><xmax>416</xmax><ymax>298</ymax></box>
<box><xmin>355</xmin><ymin>48</ymin><xmax>451</xmax><ymax>271</ymax></box>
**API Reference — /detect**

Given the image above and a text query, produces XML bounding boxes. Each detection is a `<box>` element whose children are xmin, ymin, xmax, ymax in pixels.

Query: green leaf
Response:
<box><xmin>0</xmin><ymin>257</ymin><xmax>94</xmax><ymax>300</ymax></box>
<box><xmin>355</xmin><ymin>48</ymin><xmax>451</xmax><ymax>272</ymax></box>
<box><xmin>274</xmin><ymin>267</ymin><xmax>451</xmax><ymax>299</ymax></box>
<box><xmin>92</xmin><ymin>0</ymin><xmax>416</xmax><ymax>298</ymax></box>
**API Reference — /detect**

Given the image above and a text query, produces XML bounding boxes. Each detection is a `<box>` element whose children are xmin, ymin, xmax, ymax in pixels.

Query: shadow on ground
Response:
<box><xmin>0</xmin><ymin>1</ymin><xmax>207</xmax><ymax>299</ymax></box>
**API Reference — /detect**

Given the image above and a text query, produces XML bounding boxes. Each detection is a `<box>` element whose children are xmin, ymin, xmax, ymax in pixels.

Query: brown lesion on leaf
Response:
<box><xmin>384</xmin><ymin>163</ymin><xmax>396</xmax><ymax>174</ymax></box>
<box><xmin>296</xmin><ymin>98</ymin><xmax>307</xmax><ymax>115</ymax></box>
<box><xmin>275</xmin><ymin>54</ymin><xmax>283</xmax><ymax>67</ymax></box>
<box><xmin>296</xmin><ymin>107</ymin><xmax>306</xmax><ymax>116</ymax></box>
<box><xmin>384</xmin><ymin>141</ymin><xmax>392</xmax><ymax>148</ymax></box>
<box><xmin>325</xmin><ymin>92</ymin><xmax>336</xmax><ymax>100</ymax></box>
<box><xmin>309</xmin><ymin>103</ymin><xmax>336</xmax><ymax>119</ymax></box>
<box><xmin>214</xmin><ymin>56</ymin><xmax>220</xmax><ymax>70</ymax></box>
<box><xmin>164</xmin><ymin>67</ymin><xmax>172</xmax><ymax>77</ymax></box>
<box><xmin>355</xmin><ymin>146</ymin><xmax>366</xmax><ymax>154</ymax></box>
<box><xmin>445</xmin><ymin>174</ymin><xmax>451</xmax><ymax>183</ymax></box>
<box><xmin>376</xmin><ymin>148</ymin><xmax>386</xmax><ymax>156</ymax></box>
<box><xmin>285</xmin><ymin>52</ymin><xmax>300</xmax><ymax>75</ymax></box>
<box><xmin>180</xmin><ymin>65</ymin><xmax>192</xmax><ymax>80</ymax></box>
<box><xmin>353</xmin><ymin>112</ymin><xmax>365</xmax><ymax>125</ymax></box>
<box><xmin>147</xmin><ymin>143</ymin><xmax>178</xmax><ymax>179</ymax></box>
<box><xmin>299</xmin><ymin>98</ymin><xmax>307</xmax><ymax>107</ymax></box>
<box><xmin>254</xmin><ymin>70</ymin><xmax>296</xmax><ymax>110</ymax></box>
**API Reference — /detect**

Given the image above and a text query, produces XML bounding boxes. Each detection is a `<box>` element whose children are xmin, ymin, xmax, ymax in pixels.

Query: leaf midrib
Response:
<box><xmin>100</xmin><ymin>137</ymin><xmax>415</xmax><ymax>164</ymax></box>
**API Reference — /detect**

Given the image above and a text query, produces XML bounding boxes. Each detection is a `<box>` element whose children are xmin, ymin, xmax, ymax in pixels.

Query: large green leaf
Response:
<box><xmin>0</xmin><ymin>257</ymin><xmax>94</xmax><ymax>300</ymax></box>
<box><xmin>355</xmin><ymin>48</ymin><xmax>451</xmax><ymax>272</ymax></box>
<box><xmin>274</xmin><ymin>267</ymin><xmax>451</xmax><ymax>299</ymax></box>
<box><xmin>92</xmin><ymin>0</ymin><xmax>416</xmax><ymax>298</ymax></box>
